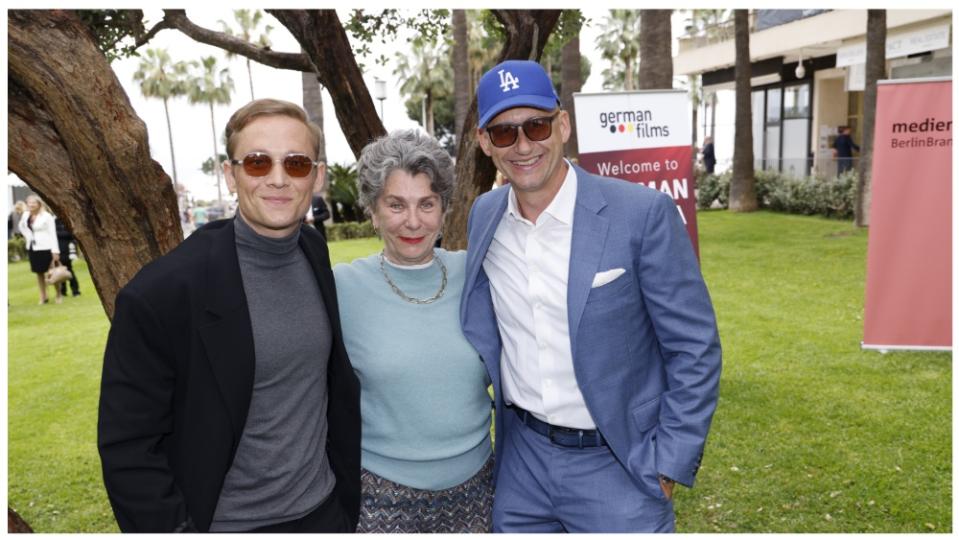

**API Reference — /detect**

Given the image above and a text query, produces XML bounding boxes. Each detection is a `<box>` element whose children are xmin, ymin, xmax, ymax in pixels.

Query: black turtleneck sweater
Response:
<box><xmin>210</xmin><ymin>214</ymin><xmax>335</xmax><ymax>531</ymax></box>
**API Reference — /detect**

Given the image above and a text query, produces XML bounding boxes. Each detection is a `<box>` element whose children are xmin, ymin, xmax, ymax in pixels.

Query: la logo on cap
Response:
<box><xmin>498</xmin><ymin>69</ymin><xmax>519</xmax><ymax>92</ymax></box>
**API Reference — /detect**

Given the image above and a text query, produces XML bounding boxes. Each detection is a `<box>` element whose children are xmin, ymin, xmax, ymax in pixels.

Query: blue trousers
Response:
<box><xmin>493</xmin><ymin>408</ymin><xmax>675</xmax><ymax>533</ymax></box>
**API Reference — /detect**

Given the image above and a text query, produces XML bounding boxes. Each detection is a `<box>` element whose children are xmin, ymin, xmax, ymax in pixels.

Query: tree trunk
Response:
<box><xmin>442</xmin><ymin>9</ymin><xmax>561</xmax><ymax>250</ymax></box>
<box><xmin>639</xmin><ymin>10</ymin><xmax>673</xmax><ymax>89</ymax></box>
<box><xmin>162</xmin><ymin>96</ymin><xmax>178</xmax><ymax>186</ymax></box>
<box><xmin>209</xmin><ymin>103</ymin><xmax>223</xmax><ymax>205</ymax></box>
<box><xmin>301</xmin><ymin>70</ymin><xmax>327</xmax><ymax>163</ymax></box>
<box><xmin>452</xmin><ymin>9</ymin><xmax>470</xmax><ymax>151</ymax></box>
<box><xmin>246</xmin><ymin>57</ymin><xmax>255</xmax><ymax>100</ymax></box>
<box><xmin>729</xmin><ymin>9</ymin><xmax>757</xmax><ymax>212</ymax></box>
<box><xmin>9</xmin><ymin>10</ymin><xmax>182</xmax><ymax>320</ymax></box>
<box><xmin>710</xmin><ymin>91</ymin><xmax>717</xmax><ymax>139</ymax></box>
<box><xmin>8</xmin><ymin>507</ymin><xmax>32</xmax><ymax>533</ymax></box>
<box><xmin>856</xmin><ymin>10</ymin><xmax>886</xmax><ymax>228</ymax></box>
<box><xmin>426</xmin><ymin>90</ymin><xmax>435</xmax><ymax>136</ymax></box>
<box><xmin>691</xmin><ymin>99</ymin><xmax>699</xmax><ymax>152</ymax></box>
<box><xmin>624</xmin><ymin>56</ymin><xmax>634</xmax><ymax>91</ymax></box>
<box><xmin>561</xmin><ymin>35</ymin><xmax>582</xmax><ymax>159</ymax></box>
<box><xmin>266</xmin><ymin>10</ymin><xmax>386</xmax><ymax>158</ymax></box>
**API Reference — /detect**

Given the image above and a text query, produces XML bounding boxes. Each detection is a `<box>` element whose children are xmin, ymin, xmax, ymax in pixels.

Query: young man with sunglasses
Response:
<box><xmin>98</xmin><ymin>99</ymin><xmax>360</xmax><ymax>532</ymax></box>
<box><xmin>461</xmin><ymin>60</ymin><xmax>722</xmax><ymax>532</ymax></box>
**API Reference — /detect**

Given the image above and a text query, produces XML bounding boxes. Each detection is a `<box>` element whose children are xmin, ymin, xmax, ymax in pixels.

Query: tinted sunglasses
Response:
<box><xmin>485</xmin><ymin>112</ymin><xmax>560</xmax><ymax>148</ymax></box>
<box><xmin>230</xmin><ymin>152</ymin><xmax>319</xmax><ymax>178</ymax></box>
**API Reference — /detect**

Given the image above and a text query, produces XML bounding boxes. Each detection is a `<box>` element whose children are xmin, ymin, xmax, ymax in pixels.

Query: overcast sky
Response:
<box><xmin>8</xmin><ymin>8</ymin><xmax>697</xmax><ymax>203</ymax></box>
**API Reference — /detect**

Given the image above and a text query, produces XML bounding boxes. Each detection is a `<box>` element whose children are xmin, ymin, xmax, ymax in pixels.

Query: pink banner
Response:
<box><xmin>863</xmin><ymin>79</ymin><xmax>952</xmax><ymax>350</ymax></box>
<box><xmin>578</xmin><ymin>146</ymin><xmax>699</xmax><ymax>257</ymax></box>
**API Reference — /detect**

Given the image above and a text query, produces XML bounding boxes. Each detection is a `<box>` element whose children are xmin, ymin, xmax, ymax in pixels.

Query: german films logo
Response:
<box><xmin>599</xmin><ymin>109</ymin><xmax>670</xmax><ymax>138</ymax></box>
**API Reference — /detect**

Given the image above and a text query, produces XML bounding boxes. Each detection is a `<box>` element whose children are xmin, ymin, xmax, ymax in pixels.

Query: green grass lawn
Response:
<box><xmin>6</xmin><ymin>215</ymin><xmax>950</xmax><ymax>532</ymax></box>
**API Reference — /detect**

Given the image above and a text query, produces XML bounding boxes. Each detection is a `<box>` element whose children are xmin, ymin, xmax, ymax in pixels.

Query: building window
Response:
<box><xmin>753</xmin><ymin>82</ymin><xmax>812</xmax><ymax>175</ymax></box>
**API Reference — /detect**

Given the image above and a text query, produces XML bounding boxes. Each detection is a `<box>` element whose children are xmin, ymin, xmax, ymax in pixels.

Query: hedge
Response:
<box><xmin>325</xmin><ymin>221</ymin><xmax>376</xmax><ymax>242</ymax></box>
<box><xmin>696</xmin><ymin>168</ymin><xmax>857</xmax><ymax>220</ymax></box>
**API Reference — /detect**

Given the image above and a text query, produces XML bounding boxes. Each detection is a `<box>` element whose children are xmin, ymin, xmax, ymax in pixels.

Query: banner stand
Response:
<box><xmin>573</xmin><ymin>90</ymin><xmax>700</xmax><ymax>258</ymax></box>
<box><xmin>861</xmin><ymin>77</ymin><xmax>952</xmax><ymax>352</ymax></box>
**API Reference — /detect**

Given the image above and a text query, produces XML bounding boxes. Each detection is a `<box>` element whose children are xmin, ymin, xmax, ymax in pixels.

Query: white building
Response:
<box><xmin>675</xmin><ymin>9</ymin><xmax>951</xmax><ymax>177</ymax></box>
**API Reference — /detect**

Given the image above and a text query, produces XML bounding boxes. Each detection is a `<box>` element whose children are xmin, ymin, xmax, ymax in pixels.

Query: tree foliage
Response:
<box><xmin>597</xmin><ymin>9</ymin><xmax>642</xmax><ymax>91</ymax></box>
<box><xmin>327</xmin><ymin>162</ymin><xmax>363</xmax><ymax>223</ymax></box>
<box><xmin>344</xmin><ymin>9</ymin><xmax>450</xmax><ymax>67</ymax></box>
<box><xmin>76</xmin><ymin>10</ymin><xmax>150</xmax><ymax>62</ymax></box>
<box><xmin>218</xmin><ymin>9</ymin><xmax>273</xmax><ymax>100</ymax></box>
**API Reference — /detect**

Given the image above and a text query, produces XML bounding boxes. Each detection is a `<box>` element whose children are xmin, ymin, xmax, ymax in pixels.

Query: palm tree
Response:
<box><xmin>597</xmin><ymin>10</ymin><xmax>641</xmax><ymax>91</ymax></box>
<box><xmin>186</xmin><ymin>56</ymin><xmax>234</xmax><ymax>206</ymax></box>
<box><xmin>638</xmin><ymin>10</ymin><xmax>672</xmax><ymax>89</ymax></box>
<box><xmin>218</xmin><ymin>9</ymin><xmax>272</xmax><ymax>100</ymax></box>
<box><xmin>393</xmin><ymin>35</ymin><xmax>451</xmax><ymax>136</ymax></box>
<box><xmin>560</xmin><ymin>29</ymin><xmax>582</xmax><ymax>159</ymax></box>
<box><xmin>687</xmin><ymin>9</ymin><xmax>732</xmax><ymax>42</ymax></box>
<box><xmin>301</xmin><ymin>68</ymin><xmax>327</xmax><ymax>163</ymax></box>
<box><xmin>467</xmin><ymin>11</ymin><xmax>499</xmax><ymax>92</ymax></box>
<box><xmin>132</xmin><ymin>48</ymin><xmax>189</xmax><ymax>186</ymax></box>
<box><xmin>856</xmin><ymin>9</ymin><xmax>886</xmax><ymax>228</ymax></box>
<box><xmin>679</xmin><ymin>74</ymin><xmax>703</xmax><ymax>151</ymax></box>
<box><xmin>452</xmin><ymin>9</ymin><xmax>470</xmax><ymax>147</ymax></box>
<box><xmin>729</xmin><ymin>9</ymin><xmax>757</xmax><ymax>212</ymax></box>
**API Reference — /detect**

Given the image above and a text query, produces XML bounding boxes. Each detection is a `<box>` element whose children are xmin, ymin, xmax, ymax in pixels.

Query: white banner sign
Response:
<box><xmin>836</xmin><ymin>23</ymin><xmax>950</xmax><ymax>68</ymax></box>
<box><xmin>573</xmin><ymin>90</ymin><xmax>691</xmax><ymax>154</ymax></box>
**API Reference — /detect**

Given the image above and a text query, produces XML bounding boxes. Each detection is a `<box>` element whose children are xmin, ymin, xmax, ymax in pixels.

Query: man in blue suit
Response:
<box><xmin>460</xmin><ymin>60</ymin><xmax>722</xmax><ymax>532</ymax></box>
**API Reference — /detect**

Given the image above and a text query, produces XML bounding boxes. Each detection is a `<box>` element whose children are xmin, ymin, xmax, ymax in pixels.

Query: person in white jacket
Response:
<box><xmin>19</xmin><ymin>194</ymin><xmax>61</xmax><ymax>304</ymax></box>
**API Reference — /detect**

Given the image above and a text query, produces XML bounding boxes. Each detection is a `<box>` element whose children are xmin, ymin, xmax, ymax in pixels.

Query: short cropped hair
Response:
<box><xmin>224</xmin><ymin>98</ymin><xmax>323</xmax><ymax>159</ymax></box>
<box><xmin>355</xmin><ymin>130</ymin><xmax>455</xmax><ymax>216</ymax></box>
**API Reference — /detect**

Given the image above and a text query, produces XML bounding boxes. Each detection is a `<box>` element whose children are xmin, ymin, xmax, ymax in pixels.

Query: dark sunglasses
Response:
<box><xmin>485</xmin><ymin>112</ymin><xmax>560</xmax><ymax>148</ymax></box>
<box><xmin>230</xmin><ymin>152</ymin><xmax>319</xmax><ymax>178</ymax></box>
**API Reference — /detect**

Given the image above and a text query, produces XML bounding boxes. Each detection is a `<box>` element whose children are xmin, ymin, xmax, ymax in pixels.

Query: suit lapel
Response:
<box><xmin>197</xmin><ymin>220</ymin><xmax>256</xmax><ymax>440</ymax></box>
<box><xmin>298</xmin><ymin>229</ymin><xmax>343</xmax><ymax>345</ymax></box>
<box><xmin>567</xmin><ymin>167</ymin><xmax>609</xmax><ymax>351</ymax></box>
<box><xmin>461</xmin><ymin>186</ymin><xmax>510</xmax><ymax>320</ymax></box>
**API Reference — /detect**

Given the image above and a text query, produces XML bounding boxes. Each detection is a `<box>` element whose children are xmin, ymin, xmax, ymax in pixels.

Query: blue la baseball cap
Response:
<box><xmin>477</xmin><ymin>60</ymin><xmax>560</xmax><ymax>128</ymax></box>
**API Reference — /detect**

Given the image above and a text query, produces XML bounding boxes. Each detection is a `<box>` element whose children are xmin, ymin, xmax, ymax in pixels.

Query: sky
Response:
<box><xmin>7</xmin><ymin>8</ymin><xmax>701</xmax><ymax>204</ymax></box>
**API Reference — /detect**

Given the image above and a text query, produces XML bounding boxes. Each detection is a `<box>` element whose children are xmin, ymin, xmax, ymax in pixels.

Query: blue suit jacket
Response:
<box><xmin>460</xmin><ymin>165</ymin><xmax>721</xmax><ymax>493</ymax></box>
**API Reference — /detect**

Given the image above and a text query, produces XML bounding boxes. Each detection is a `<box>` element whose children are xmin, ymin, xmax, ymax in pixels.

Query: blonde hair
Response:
<box><xmin>224</xmin><ymin>98</ymin><xmax>323</xmax><ymax>160</ymax></box>
<box><xmin>25</xmin><ymin>194</ymin><xmax>46</xmax><ymax>213</ymax></box>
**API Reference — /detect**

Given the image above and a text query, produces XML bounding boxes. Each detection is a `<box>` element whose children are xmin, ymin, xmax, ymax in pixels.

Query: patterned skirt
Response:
<box><xmin>357</xmin><ymin>457</ymin><xmax>493</xmax><ymax>533</ymax></box>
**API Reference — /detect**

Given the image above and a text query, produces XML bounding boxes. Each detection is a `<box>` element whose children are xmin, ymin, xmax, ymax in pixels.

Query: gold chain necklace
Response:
<box><xmin>379</xmin><ymin>250</ymin><xmax>447</xmax><ymax>304</ymax></box>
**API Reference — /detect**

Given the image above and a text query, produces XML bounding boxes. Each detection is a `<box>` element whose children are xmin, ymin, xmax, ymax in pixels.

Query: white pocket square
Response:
<box><xmin>591</xmin><ymin>268</ymin><xmax>626</xmax><ymax>288</ymax></box>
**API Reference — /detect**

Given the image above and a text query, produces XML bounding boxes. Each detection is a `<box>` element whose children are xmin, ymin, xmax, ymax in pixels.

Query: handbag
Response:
<box><xmin>45</xmin><ymin>260</ymin><xmax>73</xmax><ymax>285</ymax></box>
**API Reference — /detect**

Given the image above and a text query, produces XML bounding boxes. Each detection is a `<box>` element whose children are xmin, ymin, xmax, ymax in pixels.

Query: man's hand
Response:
<box><xmin>659</xmin><ymin>474</ymin><xmax>675</xmax><ymax>501</ymax></box>
<box><xmin>52</xmin><ymin>252</ymin><xmax>60</xmax><ymax>263</ymax></box>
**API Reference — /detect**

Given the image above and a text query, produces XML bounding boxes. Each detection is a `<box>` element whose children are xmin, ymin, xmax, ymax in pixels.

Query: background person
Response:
<box><xmin>9</xmin><ymin>200</ymin><xmax>26</xmax><ymax>239</ymax></box>
<box><xmin>333</xmin><ymin>130</ymin><xmax>494</xmax><ymax>533</ymax></box>
<box><xmin>832</xmin><ymin>125</ymin><xmax>860</xmax><ymax>176</ymax></box>
<box><xmin>55</xmin><ymin>216</ymin><xmax>81</xmax><ymax>297</ymax></box>
<box><xmin>98</xmin><ymin>99</ymin><xmax>360</xmax><ymax>533</ymax></box>
<box><xmin>702</xmin><ymin>136</ymin><xmax>716</xmax><ymax>174</ymax></box>
<box><xmin>19</xmin><ymin>194</ymin><xmax>61</xmax><ymax>305</ymax></box>
<box><xmin>461</xmin><ymin>60</ymin><xmax>722</xmax><ymax>533</ymax></box>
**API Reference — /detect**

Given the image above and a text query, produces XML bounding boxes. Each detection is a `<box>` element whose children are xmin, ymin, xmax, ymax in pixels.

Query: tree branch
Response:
<box><xmin>134</xmin><ymin>17</ymin><xmax>173</xmax><ymax>49</ymax></box>
<box><xmin>162</xmin><ymin>9</ymin><xmax>313</xmax><ymax>72</ymax></box>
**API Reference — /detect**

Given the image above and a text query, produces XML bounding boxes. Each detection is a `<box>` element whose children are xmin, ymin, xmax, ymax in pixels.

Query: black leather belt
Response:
<box><xmin>509</xmin><ymin>405</ymin><xmax>607</xmax><ymax>448</ymax></box>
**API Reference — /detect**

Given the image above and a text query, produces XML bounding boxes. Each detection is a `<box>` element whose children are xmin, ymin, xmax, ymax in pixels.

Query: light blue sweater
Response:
<box><xmin>334</xmin><ymin>249</ymin><xmax>492</xmax><ymax>490</ymax></box>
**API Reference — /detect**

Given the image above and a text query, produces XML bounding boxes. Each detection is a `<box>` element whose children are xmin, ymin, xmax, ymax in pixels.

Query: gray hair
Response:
<box><xmin>356</xmin><ymin>130</ymin><xmax>454</xmax><ymax>216</ymax></box>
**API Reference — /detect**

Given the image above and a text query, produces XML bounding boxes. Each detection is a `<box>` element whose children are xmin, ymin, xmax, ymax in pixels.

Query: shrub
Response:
<box><xmin>8</xmin><ymin>236</ymin><xmax>27</xmax><ymax>262</ymax></box>
<box><xmin>698</xmin><ymin>168</ymin><xmax>856</xmax><ymax>220</ymax></box>
<box><xmin>326</xmin><ymin>220</ymin><xmax>376</xmax><ymax>242</ymax></box>
<box><xmin>696</xmin><ymin>170</ymin><xmax>731</xmax><ymax>210</ymax></box>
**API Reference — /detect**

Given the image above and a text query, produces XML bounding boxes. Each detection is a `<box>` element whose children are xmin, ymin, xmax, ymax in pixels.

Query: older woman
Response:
<box><xmin>333</xmin><ymin>130</ymin><xmax>493</xmax><ymax>533</ymax></box>
<box><xmin>19</xmin><ymin>194</ymin><xmax>62</xmax><ymax>304</ymax></box>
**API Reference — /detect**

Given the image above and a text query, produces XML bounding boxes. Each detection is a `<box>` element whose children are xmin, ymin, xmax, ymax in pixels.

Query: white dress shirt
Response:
<box><xmin>483</xmin><ymin>162</ymin><xmax>596</xmax><ymax>429</ymax></box>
